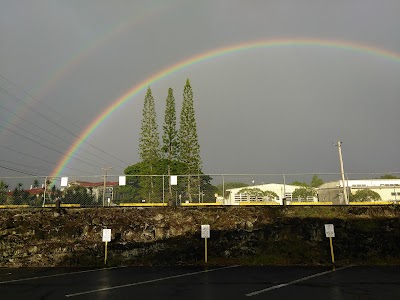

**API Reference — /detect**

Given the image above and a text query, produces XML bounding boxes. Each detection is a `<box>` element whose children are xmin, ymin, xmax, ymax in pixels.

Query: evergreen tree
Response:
<box><xmin>162</xmin><ymin>88</ymin><xmax>178</xmax><ymax>203</ymax></box>
<box><xmin>138</xmin><ymin>87</ymin><xmax>160</xmax><ymax>200</ymax></box>
<box><xmin>139</xmin><ymin>87</ymin><xmax>160</xmax><ymax>163</ymax></box>
<box><xmin>179</xmin><ymin>79</ymin><xmax>202</xmax><ymax>201</ymax></box>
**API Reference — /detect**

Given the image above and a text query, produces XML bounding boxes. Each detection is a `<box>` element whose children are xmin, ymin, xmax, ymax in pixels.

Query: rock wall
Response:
<box><xmin>1</xmin><ymin>206</ymin><xmax>400</xmax><ymax>267</ymax></box>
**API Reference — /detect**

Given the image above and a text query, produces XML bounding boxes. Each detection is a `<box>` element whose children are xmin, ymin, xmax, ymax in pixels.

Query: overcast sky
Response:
<box><xmin>1</xmin><ymin>0</ymin><xmax>400</xmax><ymax>185</ymax></box>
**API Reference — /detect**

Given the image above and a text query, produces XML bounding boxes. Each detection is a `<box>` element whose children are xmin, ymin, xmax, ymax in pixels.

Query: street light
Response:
<box><xmin>102</xmin><ymin>167</ymin><xmax>112</xmax><ymax>207</ymax></box>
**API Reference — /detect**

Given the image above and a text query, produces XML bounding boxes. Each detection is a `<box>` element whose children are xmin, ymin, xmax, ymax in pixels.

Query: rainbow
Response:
<box><xmin>50</xmin><ymin>38</ymin><xmax>400</xmax><ymax>177</ymax></box>
<box><xmin>30</xmin><ymin>2</ymin><xmax>174</xmax><ymax>102</ymax></box>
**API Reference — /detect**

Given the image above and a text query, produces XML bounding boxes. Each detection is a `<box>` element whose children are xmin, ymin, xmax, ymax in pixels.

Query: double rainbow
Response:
<box><xmin>50</xmin><ymin>38</ymin><xmax>400</xmax><ymax>177</ymax></box>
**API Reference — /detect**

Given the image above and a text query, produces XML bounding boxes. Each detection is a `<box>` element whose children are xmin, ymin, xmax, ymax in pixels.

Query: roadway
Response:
<box><xmin>0</xmin><ymin>265</ymin><xmax>399</xmax><ymax>299</ymax></box>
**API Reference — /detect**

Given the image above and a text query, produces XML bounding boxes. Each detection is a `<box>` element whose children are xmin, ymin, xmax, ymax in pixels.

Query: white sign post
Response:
<box><xmin>60</xmin><ymin>177</ymin><xmax>68</xmax><ymax>187</ymax></box>
<box><xmin>201</xmin><ymin>225</ymin><xmax>210</xmax><ymax>263</ymax></box>
<box><xmin>118</xmin><ymin>176</ymin><xmax>126</xmax><ymax>186</ymax></box>
<box><xmin>102</xmin><ymin>229</ymin><xmax>111</xmax><ymax>264</ymax></box>
<box><xmin>170</xmin><ymin>176</ymin><xmax>177</xmax><ymax>186</ymax></box>
<box><xmin>324</xmin><ymin>224</ymin><xmax>335</xmax><ymax>265</ymax></box>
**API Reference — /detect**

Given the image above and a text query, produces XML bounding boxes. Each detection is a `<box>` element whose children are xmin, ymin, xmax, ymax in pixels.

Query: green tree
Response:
<box><xmin>311</xmin><ymin>175</ymin><xmax>324</xmax><ymax>187</ymax></box>
<box><xmin>179</xmin><ymin>79</ymin><xmax>202</xmax><ymax>201</ymax></box>
<box><xmin>33</xmin><ymin>179</ymin><xmax>40</xmax><ymax>188</ymax></box>
<box><xmin>237</xmin><ymin>188</ymin><xmax>278</xmax><ymax>201</ymax></box>
<box><xmin>11</xmin><ymin>184</ymin><xmax>31</xmax><ymax>205</ymax></box>
<box><xmin>162</xmin><ymin>87</ymin><xmax>178</xmax><ymax>204</ymax></box>
<box><xmin>291</xmin><ymin>181</ymin><xmax>309</xmax><ymax>187</ymax></box>
<box><xmin>139</xmin><ymin>87</ymin><xmax>160</xmax><ymax>163</ymax></box>
<box><xmin>350</xmin><ymin>189</ymin><xmax>381</xmax><ymax>202</ymax></box>
<box><xmin>138</xmin><ymin>87</ymin><xmax>160</xmax><ymax>200</ymax></box>
<box><xmin>378</xmin><ymin>174</ymin><xmax>399</xmax><ymax>179</ymax></box>
<box><xmin>62</xmin><ymin>185</ymin><xmax>95</xmax><ymax>205</ymax></box>
<box><xmin>292</xmin><ymin>187</ymin><xmax>317</xmax><ymax>200</ymax></box>
<box><xmin>124</xmin><ymin>159</ymin><xmax>189</xmax><ymax>203</ymax></box>
<box><xmin>0</xmin><ymin>180</ymin><xmax>9</xmax><ymax>204</ymax></box>
<box><xmin>216</xmin><ymin>182</ymin><xmax>249</xmax><ymax>198</ymax></box>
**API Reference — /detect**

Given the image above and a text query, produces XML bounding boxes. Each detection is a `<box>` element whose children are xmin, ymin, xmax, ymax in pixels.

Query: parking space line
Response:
<box><xmin>246</xmin><ymin>265</ymin><xmax>353</xmax><ymax>297</ymax></box>
<box><xmin>0</xmin><ymin>266</ymin><xmax>126</xmax><ymax>284</ymax></box>
<box><xmin>65</xmin><ymin>265</ymin><xmax>240</xmax><ymax>297</ymax></box>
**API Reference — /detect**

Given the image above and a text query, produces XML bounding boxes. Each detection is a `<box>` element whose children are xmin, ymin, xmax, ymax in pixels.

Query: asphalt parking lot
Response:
<box><xmin>0</xmin><ymin>265</ymin><xmax>399</xmax><ymax>299</ymax></box>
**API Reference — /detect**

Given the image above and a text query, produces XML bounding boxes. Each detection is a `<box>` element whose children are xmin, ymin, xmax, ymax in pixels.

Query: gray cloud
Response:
<box><xmin>1</xmin><ymin>0</ymin><xmax>399</xmax><ymax>184</ymax></box>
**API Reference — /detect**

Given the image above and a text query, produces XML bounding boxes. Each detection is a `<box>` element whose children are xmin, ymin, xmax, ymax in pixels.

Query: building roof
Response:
<box><xmin>70</xmin><ymin>181</ymin><xmax>119</xmax><ymax>188</ymax></box>
<box><xmin>6</xmin><ymin>187</ymin><xmax>44</xmax><ymax>196</ymax></box>
<box><xmin>319</xmin><ymin>179</ymin><xmax>400</xmax><ymax>189</ymax></box>
<box><xmin>226</xmin><ymin>183</ymin><xmax>301</xmax><ymax>193</ymax></box>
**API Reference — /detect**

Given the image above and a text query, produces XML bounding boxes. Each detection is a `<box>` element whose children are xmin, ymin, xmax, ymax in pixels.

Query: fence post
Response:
<box><xmin>222</xmin><ymin>174</ymin><xmax>225</xmax><ymax>205</ymax></box>
<box><xmin>162</xmin><ymin>175</ymin><xmax>165</xmax><ymax>204</ymax></box>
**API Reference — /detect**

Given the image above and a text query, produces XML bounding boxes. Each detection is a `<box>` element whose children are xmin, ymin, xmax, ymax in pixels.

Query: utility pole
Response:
<box><xmin>102</xmin><ymin>167</ymin><xmax>112</xmax><ymax>207</ymax></box>
<box><xmin>335</xmin><ymin>141</ymin><xmax>348</xmax><ymax>205</ymax></box>
<box><xmin>42</xmin><ymin>176</ymin><xmax>48</xmax><ymax>207</ymax></box>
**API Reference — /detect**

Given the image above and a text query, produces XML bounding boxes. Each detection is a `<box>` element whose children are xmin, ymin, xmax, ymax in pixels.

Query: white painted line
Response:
<box><xmin>246</xmin><ymin>265</ymin><xmax>353</xmax><ymax>297</ymax></box>
<box><xmin>65</xmin><ymin>265</ymin><xmax>240</xmax><ymax>297</ymax></box>
<box><xmin>0</xmin><ymin>266</ymin><xmax>126</xmax><ymax>285</ymax></box>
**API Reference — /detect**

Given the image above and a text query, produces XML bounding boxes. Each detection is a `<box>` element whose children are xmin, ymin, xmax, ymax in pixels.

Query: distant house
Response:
<box><xmin>66</xmin><ymin>181</ymin><xmax>119</xmax><ymax>203</ymax></box>
<box><xmin>318</xmin><ymin>179</ymin><xmax>400</xmax><ymax>204</ymax></box>
<box><xmin>6</xmin><ymin>187</ymin><xmax>44</xmax><ymax>198</ymax></box>
<box><xmin>225</xmin><ymin>183</ymin><xmax>316</xmax><ymax>205</ymax></box>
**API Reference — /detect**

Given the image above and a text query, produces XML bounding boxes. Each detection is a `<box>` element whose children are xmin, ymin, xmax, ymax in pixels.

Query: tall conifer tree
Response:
<box><xmin>138</xmin><ymin>87</ymin><xmax>160</xmax><ymax>200</ymax></box>
<box><xmin>162</xmin><ymin>88</ymin><xmax>178</xmax><ymax>203</ymax></box>
<box><xmin>179</xmin><ymin>79</ymin><xmax>202</xmax><ymax>201</ymax></box>
<box><xmin>162</xmin><ymin>88</ymin><xmax>178</xmax><ymax>161</ymax></box>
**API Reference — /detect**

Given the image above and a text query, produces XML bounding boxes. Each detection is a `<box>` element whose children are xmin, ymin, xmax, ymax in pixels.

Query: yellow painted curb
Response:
<box><xmin>119</xmin><ymin>203</ymin><xmax>168</xmax><ymax>207</ymax></box>
<box><xmin>43</xmin><ymin>204</ymin><xmax>81</xmax><ymax>208</ymax></box>
<box><xmin>349</xmin><ymin>201</ymin><xmax>393</xmax><ymax>205</ymax></box>
<box><xmin>289</xmin><ymin>202</ymin><xmax>333</xmax><ymax>205</ymax></box>
<box><xmin>181</xmin><ymin>203</ymin><xmax>222</xmax><ymax>206</ymax></box>
<box><xmin>239</xmin><ymin>202</ymin><xmax>280</xmax><ymax>206</ymax></box>
<box><xmin>0</xmin><ymin>205</ymin><xmax>30</xmax><ymax>208</ymax></box>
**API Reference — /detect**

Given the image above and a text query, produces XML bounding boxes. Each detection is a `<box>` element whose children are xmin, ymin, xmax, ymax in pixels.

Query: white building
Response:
<box><xmin>318</xmin><ymin>179</ymin><xmax>400</xmax><ymax>204</ymax></box>
<box><xmin>225</xmin><ymin>183</ymin><xmax>316</xmax><ymax>205</ymax></box>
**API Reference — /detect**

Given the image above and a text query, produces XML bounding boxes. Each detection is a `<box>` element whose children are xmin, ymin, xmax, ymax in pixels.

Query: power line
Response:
<box><xmin>0</xmin><ymin>99</ymin><xmax>125</xmax><ymax>171</ymax></box>
<box><xmin>0</xmin><ymin>124</ymin><xmax>104</xmax><ymax>169</ymax></box>
<box><xmin>0</xmin><ymin>145</ymin><xmax>93</xmax><ymax>175</ymax></box>
<box><xmin>0</xmin><ymin>76</ymin><xmax>130</xmax><ymax>166</ymax></box>
<box><xmin>0</xmin><ymin>164</ymin><xmax>41</xmax><ymax>176</ymax></box>
<box><xmin>0</xmin><ymin>117</ymin><xmax>113</xmax><ymax>169</ymax></box>
<box><xmin>0</xmin><ymin>159</ymin><xmax>53</xmax><ymax>175</ymax></box>
<box><xmin>0</xmin><ymin>74</ymin><xmax>84</xmax><ymax>132</ymax></box>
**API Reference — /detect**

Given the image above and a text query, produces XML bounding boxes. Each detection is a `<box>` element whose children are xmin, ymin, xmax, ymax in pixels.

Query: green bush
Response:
<box><xmin>350</xmin><ymin>189</ymin><xmax>381</xmax><ymax>202</ymax></box>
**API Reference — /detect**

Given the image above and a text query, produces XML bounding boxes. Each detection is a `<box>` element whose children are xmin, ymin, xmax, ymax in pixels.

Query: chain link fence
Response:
<box><xmin>1</xmin><ymin>172</ymin><xmax>399</xmax><ymax>207</ymax></box>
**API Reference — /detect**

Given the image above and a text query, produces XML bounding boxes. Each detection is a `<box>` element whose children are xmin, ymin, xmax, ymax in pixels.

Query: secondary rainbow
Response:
<box><xmin>2</xmin><ymin>2</ymin><xmax>175</xmax><ymax>140</ymax></box>
<box><xmin>51</xmin><ymin>38</ymin><xmax>400</xmax><ymax>177</ymax></box>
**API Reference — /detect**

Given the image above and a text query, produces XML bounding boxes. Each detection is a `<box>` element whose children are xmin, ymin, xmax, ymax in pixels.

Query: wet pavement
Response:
<box><xmin>0</xmin><ymin>265</ymin><xmax>399</xmax><ymax>299</ymax></box>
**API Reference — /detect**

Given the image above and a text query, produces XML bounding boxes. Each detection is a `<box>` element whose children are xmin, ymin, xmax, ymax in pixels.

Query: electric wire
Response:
<box><xmin>0</xmin><ymin>117</ymin><xmax>113</xmax><ymax>169</ymax></box>
<box><xmin>0</xmin><ymin>76</ymin><xmax>130</xmax><ymax>166</ymax></box>
<box><xmin>0</xmin><ymin>87</ymin><xmax>127</xmax><ymax>171</ymax></box>
<box><xmin>0</xmin><ymin>124</ymin><xmax>103</xmax><ymax>169</ymax></box>
<box><xmin>0</xmin><ymin>145</ymin><xmax>93</xmax><ymax>174</ymax></box>
<box><xmin>0</xmin><ymin>164</ymin><xmax>42</xmax><ymax>176</ymax></box>
<box><xmin>0</xmin><ymin>159</ymin><xmax>53</xmax><ymax>175</ymax></box>
<box><xmin>0</xmin><ymin>100</ymin><xmax>125</xmax><ymax>172</ymax></box>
